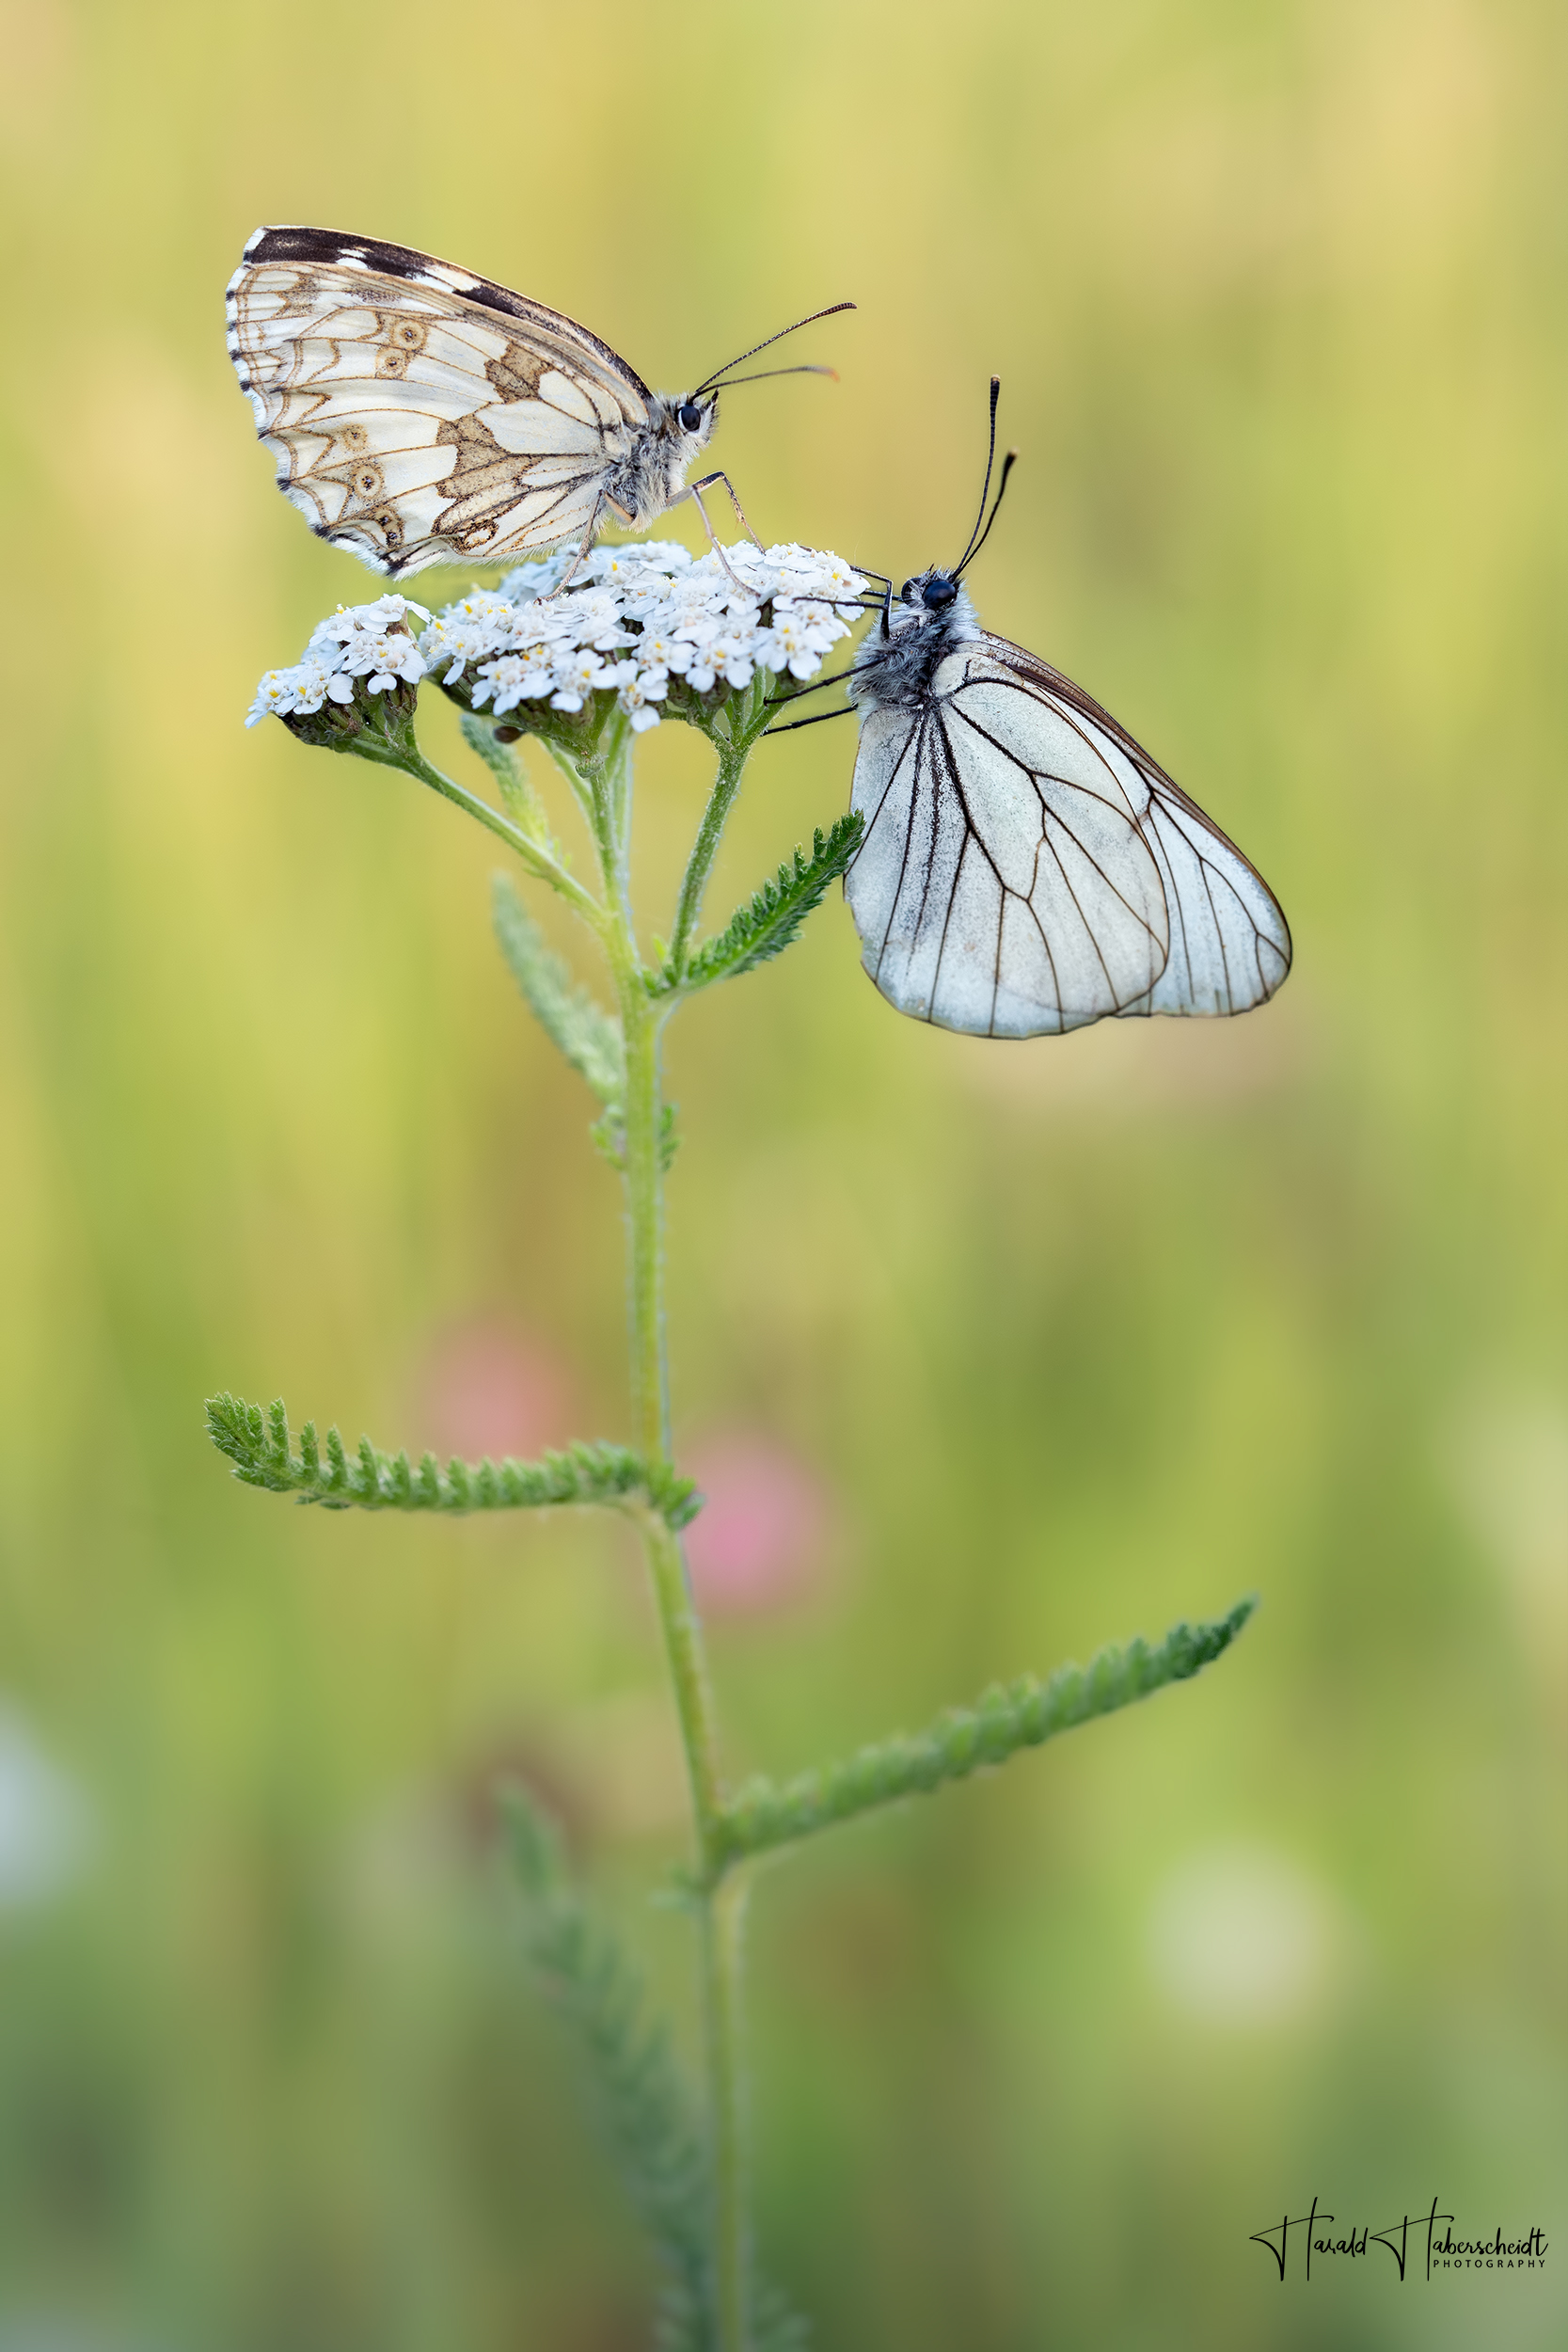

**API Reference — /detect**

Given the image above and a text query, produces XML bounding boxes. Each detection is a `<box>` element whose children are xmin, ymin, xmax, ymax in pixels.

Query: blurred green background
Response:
<box><xmin>1</xmin><ymin>0</ymin><xmax>1564</xmax><ymax>2344</ymax></box>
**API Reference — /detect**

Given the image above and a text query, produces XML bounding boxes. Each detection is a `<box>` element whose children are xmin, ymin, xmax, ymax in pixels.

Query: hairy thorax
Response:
<box><xmin>848</xmin><ymin>577</ymin><xmax>982</xmax><ymax>711</ymax></box>
<box><xmin>605</xmin><ymin>392</ymin><xmax>716</xmax><ymax>529</ymax></box>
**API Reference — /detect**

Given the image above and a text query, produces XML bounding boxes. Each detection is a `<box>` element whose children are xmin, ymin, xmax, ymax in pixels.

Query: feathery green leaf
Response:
<box><xmin>717</xmin><ymin>1599</ymin><xmax>1258</xmax><ymax>1865</ymax></box>
<box><xmin>205</xmin><ymin>1391</ymin><xmax>700</xmax><ymax>1530</ymax></box>
<box><xmin>492</xmin><ymin>872</ymin><xmax>623</xmax><ymax>1105</ymax></box>
<box><xmin>501</xmin><ymin>1787</ymin><xmax>715</xmax><ymax>2343</ymax></box>
<box><xmin>654</xmin><ymin>814</ymin><xmax>863</xmax><ymax>995</ymax></box>
<box><xmin>503</xmin><ymin>1788</ymin><xmax>810</xmax><ymax>2352</ymax></box>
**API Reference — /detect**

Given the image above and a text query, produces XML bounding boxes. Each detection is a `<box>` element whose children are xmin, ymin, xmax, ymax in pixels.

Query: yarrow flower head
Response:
<box><xmin>243</xmin><ymin>548</ymin><xmax>867</xmax><ymax>772</ymax></box>
<box><xmin>419</xmin><ymin>541</ymin><xmax>867</xmax><ymax>740</ymax></box>
<box><xmin>245</xmin><ymin>595</ymin><xmax>431</xmax><ymax>756</ymax></box>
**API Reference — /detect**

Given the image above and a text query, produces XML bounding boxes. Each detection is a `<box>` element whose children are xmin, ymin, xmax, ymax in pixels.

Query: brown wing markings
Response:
<box><xmin>486</xmin><ymin>343</ymin><xmax>550</xmax><ymax>402</ymax></box>
<box><xmin>233</xmin><ymin>262</ymin><xmax>644</xmax><ymax>426</ymax></box>
<box><xmin>431</xmin><ymin>421</ymin><xmax>603</xmax><ymax>536</ymax></box>
<box><xmin>241</xmin><ymin>228</ymin><xmax>656</xmax><ymax>405</ymax></box>
<box><xmin>230</xmin><ymin>234</ymin><xmax>669</xmax><ymax>575</ymax></box>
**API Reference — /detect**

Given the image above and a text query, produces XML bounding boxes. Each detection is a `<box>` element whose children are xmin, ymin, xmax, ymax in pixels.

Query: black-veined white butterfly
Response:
<box><xmin>227</xmin><ymin>225</ymin><xmax>851</xmax><ymax>581</ymax></box>
<box><xmin>775</xmin><ymin>382</ymin><xmax>1291</xmax><ymax>1037</ymax></box>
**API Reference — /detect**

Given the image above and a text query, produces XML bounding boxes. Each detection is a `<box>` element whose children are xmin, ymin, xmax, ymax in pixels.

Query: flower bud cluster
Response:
<box><xmin>245</xmin><ymin>596</ymin><xmax>430</xmax><ymax>728</ymax></box>
<box><xmin>419</xmin><ymin>542</ymin><xmax>866</xmax><ymax>734</ymax></box>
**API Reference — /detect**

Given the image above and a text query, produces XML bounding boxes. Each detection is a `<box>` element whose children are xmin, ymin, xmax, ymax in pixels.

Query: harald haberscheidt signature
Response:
<box><xmin>1250</xmin><ymin>2196</ymin><xmax>1548</xmax><ymax>2280</ymax></box>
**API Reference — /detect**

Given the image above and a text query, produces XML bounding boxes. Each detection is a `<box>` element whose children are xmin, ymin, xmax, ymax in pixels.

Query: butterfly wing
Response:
<box><xmin>990</xmin><ymin>642</ymin><xmax>1292</xmax><ymax>1019</ymax></box>
<box><xmin>227</xmin><ymin>226</ymin><xmax>654</xmax><ymax>577</ymax></box>
<box><xmin>848</xmin><ymin>640</ymin><xmax>1171</xmax><ymax>1035</ymax></box>
<box><xmin>847</xmin><ymin>634</ymin><xmax>1291</xmax><ymax>1036</ymax></box>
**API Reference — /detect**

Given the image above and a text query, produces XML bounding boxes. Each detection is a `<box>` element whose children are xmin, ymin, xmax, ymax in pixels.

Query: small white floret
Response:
<box><xmin>245</xmin><ymin>594</ymin><xmax>429</xmax><ymax>726</ymax></box>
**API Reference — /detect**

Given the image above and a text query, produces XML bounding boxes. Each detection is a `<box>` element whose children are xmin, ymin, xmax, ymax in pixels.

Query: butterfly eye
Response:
<box><xmin>677</xmin><ymin>402</ymin><xmax>704</xmax><ymax>433</ymax></box>
<box><xmin>924</xmin><ymin>577</ymin><xmax>958</xmax><ymax>610</ymax></box>
<box><xmin>899</xmin><ymin>580</ymin><xmax>918</xmax><ymax>603</ymax></box>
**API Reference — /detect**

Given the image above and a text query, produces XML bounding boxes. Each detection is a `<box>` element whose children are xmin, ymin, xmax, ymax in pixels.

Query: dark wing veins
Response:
<box><xmin>982</xmin><ymin>637</ymin><xmax>1290</xmax><ymax>1011</ymax></box>
<box><xmin>938</xmin><ymin>671</ymin><xmax>1170</xmax><ymax>1011</ymax></box>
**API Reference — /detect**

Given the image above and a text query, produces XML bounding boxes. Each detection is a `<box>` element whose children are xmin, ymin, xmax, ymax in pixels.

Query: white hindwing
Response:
<box><xmin>226</xmin><ymin>228</ymin><xmax>654</xmax><ymax>577</ymax></box>
<box><xmin>847</xmin><ymin>636</ymin><xmax>1291</xmax><ymax>1036</ymax></box>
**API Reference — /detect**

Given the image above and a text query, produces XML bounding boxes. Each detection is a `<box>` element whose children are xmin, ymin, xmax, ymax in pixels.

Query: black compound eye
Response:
<box><xmin>923</xmin><ymin>575</ymin><xmax>958</xmax><ymax>610</ymax></box>
<box><xmin>677</xmin><ymin>401</ymin><xmax>704</xmax><ymax>433</ymax></box>
<box><xmin>899</xmin><ymin>579</ymin><xmax>918</xmax><ymax>603</ymax></box>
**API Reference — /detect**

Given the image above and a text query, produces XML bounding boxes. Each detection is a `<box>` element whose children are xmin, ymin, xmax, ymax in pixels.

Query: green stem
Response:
<box><xmin>637</xmin><ymin>1507</ymin><xmax>725</xmax><ymax>1845</ymax></box>
<box><xmin>404</xmin><ymin>746</ymin><xmax>604</xmax><ymax>926</ymax></box>
<box><xmin>621</xmin><ymin>993</ymin><xmax>673</xmax><ymax>1462</ymax></box>
<box><xmin>599</xmin><ymin>723</ymin><xmax>752</xmax><ymax>2350</ymax></box>
<box><xmin>705</xmin><ymin>1872</ymin><xmax>752</xmax><ymax>2350</ymax></box>
<box><xmin>668</xmin><ymin>686</ymin><xmax>768</xmax><ymax>980</ymax></box>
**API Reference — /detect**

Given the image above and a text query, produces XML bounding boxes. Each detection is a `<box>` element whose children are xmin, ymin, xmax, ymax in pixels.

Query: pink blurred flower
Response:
<box><xmin>413</xmin><ymin>1322</ymin><xmax>574</xmax><ymax>1461</ymax></box>
<box><xmin>681</xmin><ymin>1431</ymin><xmax>831</xmax><ymax>1614</ymax></box>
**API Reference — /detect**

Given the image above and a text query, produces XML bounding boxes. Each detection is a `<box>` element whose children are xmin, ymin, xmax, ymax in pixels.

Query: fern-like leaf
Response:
<box><xmin>492</xmin><ymin>872</ymin><xmax>623</xmax><ymax>1106</ymax></box>
<box><xmin>718</xmin><ymin>1599</ymin><xmax>1257</xmax><ymax>1865</ymax></box>
<box><xmin>205</xmin><ymin>1392</ymin><xmax>700</xmax><ymax>1531</ymax></box>
<box><xmin>656</xmin><ymin>815</ymin><xmax>863</xmax><ymax>995</ymax></box>
<box><xmin>502</xmin><ymin>1788</ymin><xmax>715</xmax><ymax>2341</ymax></box>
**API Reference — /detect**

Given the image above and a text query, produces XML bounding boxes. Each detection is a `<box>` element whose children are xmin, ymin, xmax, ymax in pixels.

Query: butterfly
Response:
<box><xmin>226</xmin><ymin>225</ymin><xmax>851</xmax><ymax>581</ymax></box>
<box><xmin>775</xmin><ymin>381</ymin><xmax>1291</xmax><ymax>1037</ymax></box>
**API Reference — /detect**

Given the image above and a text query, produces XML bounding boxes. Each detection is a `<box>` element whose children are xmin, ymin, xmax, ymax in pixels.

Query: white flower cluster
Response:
<box><xmin>245</xmin><ymin>596</ymin><xmax>430</xmax><ymax>728</ymax></box>
<box><xmin>419</xmin><ymin>541</ymin><xmax>867</xmax><ymax>734</ymax></box>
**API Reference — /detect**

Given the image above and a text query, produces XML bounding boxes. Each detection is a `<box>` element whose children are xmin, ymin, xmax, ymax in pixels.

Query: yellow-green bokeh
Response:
<box><xmin>1</xmin><ymin>1</ymin><xmax>1563</xmax><ymax>2345</ymax></box>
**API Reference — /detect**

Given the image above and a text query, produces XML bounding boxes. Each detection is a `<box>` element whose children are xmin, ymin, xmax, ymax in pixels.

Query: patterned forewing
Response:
<box><xmin>946</xmin><ymin>653</ymin><xmax>1169</xmax><ymax>1030</ymax></box>
<box><xmin>847</xmin><ymin>649</ymin><xmax>1170</xmax><ymax>1036</ymax></box>
<box><xmin>982</xmin><ymin>643</ymin><xmax>1291</xmax><ymax>1018</ymax></box>
<box><xmin>227</xmin><ymin>229</ymin><xmax>653</xmax><ymax>575</ymax></box>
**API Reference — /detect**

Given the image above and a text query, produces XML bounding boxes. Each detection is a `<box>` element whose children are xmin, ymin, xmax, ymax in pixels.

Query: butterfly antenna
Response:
<box><xmin>952</xmin><ymin>376</ymin><xmax>1003</xmax><ymax>574</ymax></box>
<box><xmin>705</xmin><ymin>363</ymin><xmax>840</xmax><ymax>389</ymax></box>
<box><xmin>955</xmin><ymin>449</ymin><xmax>1019</xmax><ymax>580</ymax></box>
<box><xmin>691</xmin><ymin>302</ymin><xmax>856</xmax><ymax>395</ymax></box>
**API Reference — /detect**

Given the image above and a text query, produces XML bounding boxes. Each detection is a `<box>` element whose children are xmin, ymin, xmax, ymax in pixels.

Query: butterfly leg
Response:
<box><xmin>667</xmin><ymin>474</ymin><xmax>763</xmax><ymax>592</ymax></box>
<box><xmin>539</xmin><ymin>500</ymin><xmax>608</xmax><ymax>598</ymax></box>
<box><xmin>689</xmin><ymin>470</ymin><xmax>766</xmax><ymax>552</ymax></box>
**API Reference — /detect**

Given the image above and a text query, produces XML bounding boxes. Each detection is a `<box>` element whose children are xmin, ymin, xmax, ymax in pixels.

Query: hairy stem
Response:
<box><xmin>668</xmin><ymin>684</ymin><xmax>769</xmax><ymax>980</ymax></box>
<box><xmin>705</xmin><ymin>1872</ymin><xmax>752</xmax><ymax>2350</ymax></box>
<box><xmin>599</xmin><ymin>725</ymin><xmax>751</xmax><ymax>2349</ymax></box>
<box><xmin>621</xmin><ymin>992</ymin><xmax>673</xmax><ymax>1461</ymax></box>
<box><xmin>403</xmin><ymin>745</ymin><xmax>604</xmax><ymax>924</ymax></box>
